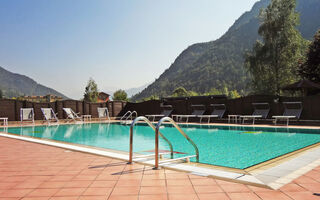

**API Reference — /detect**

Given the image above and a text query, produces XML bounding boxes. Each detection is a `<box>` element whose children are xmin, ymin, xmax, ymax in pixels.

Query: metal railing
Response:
<box><xmin>128</xmin><ymin>116</ymin><xmax>173</xmax><ymax>164</ymax></box>
<box><xmin>120</xmin><ymin>111</ymin><xmax>137</xmax><ymax>124</ymax></box>
<box><xmin>154</xmin><ymin>117</ymin><xmax>199</xmax><ymax>169</ymax></box>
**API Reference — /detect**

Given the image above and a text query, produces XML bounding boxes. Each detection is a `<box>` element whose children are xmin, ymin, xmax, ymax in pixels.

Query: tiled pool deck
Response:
<box><xmin>0</xmin><ymin>136</ymin><xmax>319</xmax><ymax>200</ymax></box>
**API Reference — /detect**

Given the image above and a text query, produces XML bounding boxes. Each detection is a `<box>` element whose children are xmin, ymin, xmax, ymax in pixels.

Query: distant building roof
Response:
<box><xmin>98</xmin><ymin>92</ymin><xmax>110</xmax><ymax>102</ymax></box>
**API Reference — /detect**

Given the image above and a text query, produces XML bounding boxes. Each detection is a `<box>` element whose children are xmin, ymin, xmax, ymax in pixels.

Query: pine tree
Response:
<box><xmin>83</xmin><ymin>78</ymin><xmax>99</xmax><ymax>102</ymax></box>
<box><xmin>298</xmin><ymin>29</ymin><xmax>320</xmax><ymax>82</ymax></box>
<box><xmin>245</xmin><ymin>0</ymin><xmax>307</xmax><ymax>95</ymax></box>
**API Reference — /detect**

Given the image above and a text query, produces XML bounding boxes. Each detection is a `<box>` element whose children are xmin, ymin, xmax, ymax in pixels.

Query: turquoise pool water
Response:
<box><xmin>1</xmin><ymin>123</ymin><xmax>320</xmax><ymax>169</ymax></box>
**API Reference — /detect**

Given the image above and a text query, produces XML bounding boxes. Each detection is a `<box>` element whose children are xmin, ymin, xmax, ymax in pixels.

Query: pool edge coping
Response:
<box><xmin>1</xmin><ymin>131</ymin><xmax>319</xmax><ymax>190</ymax></box>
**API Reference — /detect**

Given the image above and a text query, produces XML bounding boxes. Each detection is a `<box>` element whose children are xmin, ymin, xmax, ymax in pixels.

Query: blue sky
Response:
<box><xmin>0</xmin><ymin>0</ymin><xmax>257</xmax><ymax>99</ymax></box>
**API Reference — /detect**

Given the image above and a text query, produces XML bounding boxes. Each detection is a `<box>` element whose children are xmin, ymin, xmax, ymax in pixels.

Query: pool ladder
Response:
<box><xmin>120</xmin><ymin>111</ymin><xmax>138</xmax><ymax>125</ymax></box>
<box><xmin>128</xmin><ymin>116</ymin><xmax>199</xmax><ymax>169</ymax></box>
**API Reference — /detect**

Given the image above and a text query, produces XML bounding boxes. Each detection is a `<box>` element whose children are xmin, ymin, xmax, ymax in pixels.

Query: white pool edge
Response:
<box><xmin>0</xmin><ymin>132</ymin><xmax>319</xmax><ymax>190</ymax></box>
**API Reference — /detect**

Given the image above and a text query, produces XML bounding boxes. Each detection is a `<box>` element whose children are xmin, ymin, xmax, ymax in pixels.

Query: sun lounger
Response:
<box><xmin>172</xmin><ymin>104</ymin><xmax>206</xmax><ymax>123</ymax></box>
<box><xmin>198</xmin><ymin>104</ymin><xmax>226</xmax><ymax>123</ymax></box>
<box><xmin>20</xmin><ymin>108</ymin><xmax>35</xmax><ymax>125</ymax></box>
<box><xmin>41</xmin><ymin>108</ymin><xmax>59</xmax><ymax>125</ymax></box>
<box><xmin>63</xmin><ymin>108</ymin><xmax>82</xmax><ymax>122</ymax></box>
<box><xmin>272</xmin><ymin>102</ymin><xmax>303</xmax><ymax>126</ymax></box>
<box><xmin>97</xmin><ymin>107</ymin><xmax>110</xmax><ymax>121</ymax></box>
<box><xmin>239</xmin><ymin>103</ymin><xmax>270</xmax><ymax>124</ymax></box>
<box><xmin>146</xmin><ymin>105</ymin><xmax>173</xmax><ymax>122</ymax></box>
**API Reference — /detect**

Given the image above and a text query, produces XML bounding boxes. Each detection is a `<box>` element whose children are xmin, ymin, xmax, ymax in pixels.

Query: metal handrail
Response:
<box><xmin>154</xmin><ymin>117</ymin><xmax>199</xmax><ymax>169</ymax></box>
<box><xmin>120</xmin><ymin>111</ymin><xmax>132</xmax><ymax>123</ymax></box>
<box><xmin>128</xmin><ymin>116</ymin><xmax>173</xmax><ymax>164</ymax></box>
<box><xmin>126</xmin><ymin>111</ymin><xmax>138</xmax><ymax>122</ymax></box>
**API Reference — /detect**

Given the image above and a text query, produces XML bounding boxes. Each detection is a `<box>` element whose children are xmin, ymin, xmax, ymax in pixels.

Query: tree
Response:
<box><xmin>245</xmin><ymin>0</ymin><xmax>307</xmax><ymax>95</ymax></box>
<box><xmin>83</xmin><ymin>78</ymin><xmax>99</xmax><ymax>102</ymax></box>
<box><xmin>0</xmin><ymin>89</ymin><xmax>3</xmax><ymax>99</ymax></box>
<box><xmin>171</xmin><ymin>87</ymin><xmax>189</xmax><ymax>97</ymax></box>
<box><xmin>298</xmin><ymin>29</ymin><xmax>320</xmax><ymax>82</ymax></box>
<box><xmin>113</xmin><ymin>90</ymin><xmax>128</xmax><ymax>101</ymax></box>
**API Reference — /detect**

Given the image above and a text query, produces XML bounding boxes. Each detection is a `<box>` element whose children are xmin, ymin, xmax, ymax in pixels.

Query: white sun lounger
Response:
<box><xmin>272</xmin><ymin>102</ymin><xmax>303</xmax><ymax>126</ymax></box>
<box><xmin>146</xmin><ymin>105</ymin><xmax>173</xmax><ymax>122</ymax></box>
<box><xmin>239</xmin><ymin>103</ymin><xmax>270</xmax><ymax>124</ymax></box>
<box><xmin>41</xmin><ymin>108</ymin><xmax>59</xmax><ymax>125</ymax></box>
<box><xmin>172</xmin><ymin>104</ymin><xmax>206</xmax><ymax>123</ymax></box>
<box><xmin>63</xmin><ymin>108</ymin><xmax>82</xmax><ymax>122</ymax></box>
<box><xmin>20</xmin><ymin>108</ymin><xmax>35</xmax><ymax>125</ymax></box>
<box><xmin>97</xmin><ymin>107</ymin><xmax>110</xmax><ymax>121</ymax></box>
<box><xmin>198</xmin><ymin>104</ymin><xmax>226</xmax><ymax>123</ymax></box>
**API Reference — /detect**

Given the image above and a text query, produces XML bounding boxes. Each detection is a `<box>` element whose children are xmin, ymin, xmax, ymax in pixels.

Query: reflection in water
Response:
<box><xmin>64</xmin><ymin>126</ymin><xmax>74</xmax><ymax>138</ymax></box>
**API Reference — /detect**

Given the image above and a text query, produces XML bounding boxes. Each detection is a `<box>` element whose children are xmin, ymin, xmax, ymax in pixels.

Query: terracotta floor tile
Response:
<box><xmin>190</xmin><ymin>179</ymin><xmax>216</xmax><ymax>186</ymax></box>
<box><xmin>166</xmin><ymin>179</ymin><xmax>192</xmax><ymax>186</ymax></box>
<box><xmin>256</xmin><ymin>191</ymin><xmax>292</xmax><ymax>200</ymax></box>
<box><xmin>83</xmin><ymin>187</ymin><xmax>112</xmax><ymax>196</ymax></box>
<box><xmin>116</xmin><ymin>179</ymin><xmax>141</xmax><ymax>187</ymax></box>
<box><xmin>142</xmin><ymin>174</ymin><xmax>166</xmax><ymax>180</ymax></box>
<box><xmin>14</xmin><ymin>180</ymin><xmax>44</xmax><ymax>189</ymax></box>
<box><xmin>90</xmin><ymin>180</ymin><xmax>117</xmax><ymax>188</ymax></box>
<box><xmin>248</xmin><ymin>186</ymin><xmax>273</xmax><ymax>192</ymax></box>
<box><xmin>198</xmin><ymin>193</ymin><xmax>230</xmax><ymax>200</ymax></box>
<box><xmin>168</xmin><ymin>194</ymin><xmax>199</xmax><ymax>200</ymax></box>
<box><xmin>3</xmin><ymin>176</ymin><xmax>30</xmax><ymax>182</ymax></box>
<box><xmin>22</xmin><ymin>197</ymin><xmax>50</xmax><ymax>200</ymax></box>
<box><xmin>167</xmin><ymin>186</ymin><xmax>195</xmax><ymax>194</ymax></box>
<box><xmin>165</xmin><ymin>174</ymin><xmax>189</xmax><ymax>179</ymax></box>
<box><xmin>0</xmin><ymin>189</ymin><xmax>33</xmax><ymax>197</ymax></box>
<box><xmin>139</xmin><ymin>194</ymin><xmax>168</xmax><ymax>200</ymax></box>
<box><xmin>140</xmin><ymin>186</ymin><xmax>167</xmax><ymax>195</ymax></box>
<box><xmin>228</xmin><ymin>192</ymin><xmax>260</xmax><ymax>200</ymax></box>
<box><xmin>38</xmin><ymin>181</ymin><xmax>67</xmax><ymax>189</ymax></box>
<box><xmin>78</xmin><ymin>196</ymin><xmax>107</xmax><ymax>200</ymax></box>
<box><xmin>304</xmin><ymin>170</ymin><xmax>320</xmax><ymax>181</ymax></box>
<box><xmin>96</xmin><ymin>174</ymin><xmax>120</xmax><ymax>181</ymax></box>
<box><xmin>49</xmin><ymin>197</ymin><xmax>79</xmax><ymax>200</ymax></box>
<box><xmin>111</xmin><ymin>186</ymin><xmax>140</xmax><ymax>195</ymax></box>
<box><xmin>108</xmin><ymin>195</ymin><xmax>138</xmax><ymax>200</ymax></box>
<box><xmin>285</xmin><ymin>191</ymin><xmax>320</xmax><ymax>200</ymax></box>
<box><xmin>141</xmin><ymin>179</ymin><xmax>166</xmax><ymax>187</ymax></box>
<box><xmin>54</xmin><ymin>188</ymin><xmax>86</xmax><ymax>196</ymax></box>
<box><xmin>194</xmin><ymin>185</ymin><xmax>223</xmax><ymax>193</ymax></box>
<box><xmin>299</xmin><ymin>183</ymin><xmax>320</xmax><ymax>193</ymax></box>
<box><xmin>294</xmin><ymin>176</ymin><xmax>319</xmax><ymax>184</ymax></box>
<box><xmin>26</xmin><ymin>188</ymin><xmax>59</xmax><ymax>197</ymax></box>
<box><xmin>219</xmin><ymin>184</ymin><xmax>251</xmax><ymax>193</ymax></box>
<box><xmin>280</xmin><ymin>183</ymin><xmax>307</xmax><ymax>192</ymax></box>
<box><xmin>72</xmin><ymin>175</ymin><xmax>97</xmax><ymax>181</ymax></box>
<box><xmin>0</xmin><ymin>182</ymin><xmax>19</xmax><ymax>189</ymax></box>
<box><xmin>57</xmin><ymin>170</ymin><xmax>81</xmax><ymax>176</ymax></box>
<box><xmin>64</xmin><ymin>180</ymin><xmax>93</xmax><ymax>188</ymax></box>
<box><xmin>215</xmin><ymin>180</ymin><xmax>238</xmax><ymax>185</ymax></box>
<box><xmin>49</xmin><ymin>175</ymin><xmax>74</xmax><ymax>182</ymax></box>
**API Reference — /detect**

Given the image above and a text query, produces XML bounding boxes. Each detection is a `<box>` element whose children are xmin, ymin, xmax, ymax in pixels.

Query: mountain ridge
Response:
<box><xmin>0</xmin><ymin>66</ymin><xmax>68</xmax><ymax>99</ymax></box>
<box><xmin>132</xmin><ymin>0</ymin><xmax>320</xmax><ymax>101</ymax></box>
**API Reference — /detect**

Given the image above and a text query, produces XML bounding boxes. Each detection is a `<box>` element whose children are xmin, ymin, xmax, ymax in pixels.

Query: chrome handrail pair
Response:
<box><xmin>120</xmin><ymin>111</ymin><xmax>137</xmax><ymax>124</ymax></box>
<box><xmin>129</xmin><ymin>116</ymin><xmax>199</xmax><ymax>169</ymax></box>
<box><xmin>128</xmin><ymin>116</ymin><xmax>173</xmax><ymax>164</ymax></box>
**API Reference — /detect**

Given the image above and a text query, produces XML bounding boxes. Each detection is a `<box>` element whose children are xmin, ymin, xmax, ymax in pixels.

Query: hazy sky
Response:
<box><xmin>0</xmin><ymin>0</ymin><xmax>257</xmax><ymax>99</ymax></box>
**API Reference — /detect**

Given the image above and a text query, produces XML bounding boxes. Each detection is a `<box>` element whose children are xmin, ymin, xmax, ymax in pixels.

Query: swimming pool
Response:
<box><xmin>1</xmin><ymin>123</ymin><xmax>320</xmax><ymax>169</ymax></box>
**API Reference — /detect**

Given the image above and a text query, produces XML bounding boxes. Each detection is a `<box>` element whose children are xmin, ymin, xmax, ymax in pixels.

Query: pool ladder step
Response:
<box><xmin>159</xmin><ymin>155</ymin><xmax>197</xmax><ymax>165</ymax></box>
<box><xmin>133</xmin><ymin>152</ymin><xmax>171</xmax><ymax>160</ymax></box>
<box><xmin>129</xmin><ymin>116</ymin><xmax>199</xmax><ymax>169</ymax></box>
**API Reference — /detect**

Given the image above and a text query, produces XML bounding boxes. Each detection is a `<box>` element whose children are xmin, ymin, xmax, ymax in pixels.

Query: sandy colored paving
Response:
<box><xmin>0</xmin><ymin>137</ymin><xmax>319</xmax><ymax>200</ymax></box>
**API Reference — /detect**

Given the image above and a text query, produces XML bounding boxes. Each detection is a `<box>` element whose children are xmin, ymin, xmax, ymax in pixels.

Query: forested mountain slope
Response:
<box><xmin>132</xmin><ymin>0</ymin><xmax>320</xmax><ymax>101</ymax></box>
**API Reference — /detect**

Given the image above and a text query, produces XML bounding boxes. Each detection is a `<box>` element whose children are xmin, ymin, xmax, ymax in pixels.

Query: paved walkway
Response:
<box><xmin>0</xmin><ymin>137</ymin><xmax>319</xmax><ymax>200</ymax></box>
